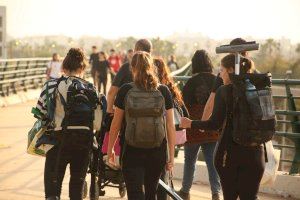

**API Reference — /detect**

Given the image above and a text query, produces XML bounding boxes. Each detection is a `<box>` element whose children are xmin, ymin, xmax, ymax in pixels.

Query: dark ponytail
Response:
<box><xmin>221</xmin><ymin>54</ymin><xmax>252</xmax><ymax>74</ymax></box>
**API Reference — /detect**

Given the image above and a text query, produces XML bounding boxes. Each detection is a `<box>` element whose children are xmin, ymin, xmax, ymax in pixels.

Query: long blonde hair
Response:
<box><xmin>131</xmin><ymin>51</ymin><xmax>158</xmax><ymax>91</ymax></box>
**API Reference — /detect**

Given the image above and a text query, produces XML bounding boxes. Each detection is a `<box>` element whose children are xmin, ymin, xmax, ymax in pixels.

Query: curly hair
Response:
<box><xmin>62</xmin><ymin>48</ymin><xmax>88</xmax><ymax>73</ymax></box>
<box><xmin>153</xmin><ymin>57</ymin><xmax>184</xmax><ymax>105</ymax></box>
<box><xmin>131</xmin><ymin>51</ymin><xmax>158</xmax><ymax>91</ymax></box>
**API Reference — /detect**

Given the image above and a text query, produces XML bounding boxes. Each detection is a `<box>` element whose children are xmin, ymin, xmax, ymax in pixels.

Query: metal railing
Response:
<box><xmin>0</xmin><ymin>58</ymin><xmax>50</xmax><ymax>96</ymax></box>
<box><xmin>172</xmin><ymin>63</ymin><xmax>300</xmax><ymax>175</ymax></box>
<box><xmin>0</xmin><ymin>58</ymin><xmax>95</xmax><ymax>97</ymax></box>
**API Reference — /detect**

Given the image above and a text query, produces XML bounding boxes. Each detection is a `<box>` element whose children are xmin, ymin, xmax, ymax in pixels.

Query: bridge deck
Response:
<box><xmin>0</xmin><ymin>100</ymin><xmax>294</xmax><ymax>200</ymax></box>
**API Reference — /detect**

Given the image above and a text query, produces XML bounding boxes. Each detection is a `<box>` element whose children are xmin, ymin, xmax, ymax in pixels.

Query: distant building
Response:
<box><xmin>0</xmin><ymin>6</ymin><xmax>6</xmax><ymax>59</ymax></box>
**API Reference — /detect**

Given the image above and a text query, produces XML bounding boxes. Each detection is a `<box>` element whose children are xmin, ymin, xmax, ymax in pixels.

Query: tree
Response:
<box><xmin>119</xmin><ymin>37</ymin><xmax>137</xmax><ymax>51</ymax></box>
<box><xmin>151</xmin><ymin>37</ymin><xmax>176</xmax><ymax>59</ymax></box>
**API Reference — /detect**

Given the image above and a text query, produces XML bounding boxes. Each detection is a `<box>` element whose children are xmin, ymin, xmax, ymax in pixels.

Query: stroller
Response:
<box><xmin>83</xmin><ymin>109</ymin><xmax>126</xmax><ymax>200</ymax></box>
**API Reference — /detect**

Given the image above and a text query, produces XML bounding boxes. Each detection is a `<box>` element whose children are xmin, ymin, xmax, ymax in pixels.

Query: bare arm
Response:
<box><xmin>46</xmin><ymin>68</ymin><xmax>51</xmax><ymax>79</ymax></box>
<box><xmin>201</xmin><ymin>92</ymin><xmax>216</xmax><ymax>120</ymax></box>
<box><xmin>165</xmin><ymin>108</ymin><xmax>176</xmax><ymax>171</ymax></box>
<box><xmin>46</xmin><ymin>62</ymin><xmax>51</xmax><ymax>79</ymax></box>
<box><xmin>107</xmin><ymin>86</ymin><xmax>119</xmax><ymax>113</ymax></box>
<box><xmin>107</xmin><ymin>107</ymin><xmax>124</xmax><ymax>158</ymax></box>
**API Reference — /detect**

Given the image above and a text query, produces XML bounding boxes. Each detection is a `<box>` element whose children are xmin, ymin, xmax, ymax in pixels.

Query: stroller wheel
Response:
<box><xmin>82</xmin><ymin>181</ymin><xmax>88</xmax><ymax>199</ymax></box>
<box><xmin>119</xmin><ymin>184</ymin><xmax>126</xmax><ymax>198</ymax></box>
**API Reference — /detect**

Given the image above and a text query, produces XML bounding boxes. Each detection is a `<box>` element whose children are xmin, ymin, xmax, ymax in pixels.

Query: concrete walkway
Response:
<box><xmin>0</xmin><ymin>100</ymin><xmax>296</xmax><ymax>200</ymax></box>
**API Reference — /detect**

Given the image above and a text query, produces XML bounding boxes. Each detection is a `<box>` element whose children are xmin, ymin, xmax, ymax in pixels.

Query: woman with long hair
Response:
<box><xmin>181</xmin><ymin>54</ymin><xmax>265</xmax><ymax>200</ymax></box>
<box><xmin>107</xmin><ymin>51</ymin><xmax>176</xmax><ymax>200</ymax></box>
<box><xmin>153</xmin><ymin>57</ymin><xmax>189</xmax><ymax>200</ymax></box>
<box><xmin>178</xmin><ymin>50</ymin><xmax>221</xmax><ymax>200</ymax></box>
<box><xmin>46</xmin><ymin>53</ymin><xmax>62</xmax><ymax>79</ymax></box>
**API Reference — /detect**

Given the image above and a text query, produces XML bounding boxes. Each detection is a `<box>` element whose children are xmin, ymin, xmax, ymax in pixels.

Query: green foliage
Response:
<box><xmin>7</xmin><ymin>38</ymin><xmax>67</xmax><ymax>58</ymax></box>
<box><xmin>151</xmin><ymin>37</ymin><xmax>176</xmax><ymax>59</ymax></box>
<box><xmin>253</xmin><ymin>39</ymin><xmax>300</xmax><ymax>78</ymax></box>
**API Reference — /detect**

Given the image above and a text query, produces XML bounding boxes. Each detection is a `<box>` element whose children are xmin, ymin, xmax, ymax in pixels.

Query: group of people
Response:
<box><xmin>89</xmin><ymin>47</ymin><xmax>135</xmax><ymax>95</ymax></box>
<box><xmin>36</xmin><ymin>37</ymin><xmax>267</xmax><ymax>200</ymax></box>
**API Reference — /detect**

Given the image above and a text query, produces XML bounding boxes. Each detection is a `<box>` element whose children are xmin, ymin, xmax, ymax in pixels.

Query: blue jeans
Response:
<box><xmin>181</xmin><ymin>142</ymin><xmax>221</xmax><ymax>195</ymax></box>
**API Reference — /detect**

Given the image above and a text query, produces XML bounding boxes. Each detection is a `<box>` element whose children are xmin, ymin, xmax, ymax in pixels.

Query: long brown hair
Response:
<box><xmin>131</xmin><ymin>51</ymin><xmax>158</xmax><ymax>91</ymax></box>
<box><xmin>153</xmin><ymin>57</ymin><xmax>184</xmax><ymax>105</ymax></box>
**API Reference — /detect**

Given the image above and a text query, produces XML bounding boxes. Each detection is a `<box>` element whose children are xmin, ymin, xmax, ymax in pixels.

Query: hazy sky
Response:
<box><xmin>1</xmin><ymin>0</ymin><xmax>300</xmax><ymax>43</ymax></box>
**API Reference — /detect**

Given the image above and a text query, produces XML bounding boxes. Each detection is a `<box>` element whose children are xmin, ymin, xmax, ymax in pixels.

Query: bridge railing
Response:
<box><xmin>0</xmin><ymin>58</ymin><xmax>50</xmax><ymax>96</ymax></box>
<box><xmin>0</xmin><ymin>58</ymin><xmax>94</xmax><ymax>97</ymax></box>
<box><xmin>172</xmin><ymin>63</ymin><xmax>300</xmax><ymax>175</ymax></box>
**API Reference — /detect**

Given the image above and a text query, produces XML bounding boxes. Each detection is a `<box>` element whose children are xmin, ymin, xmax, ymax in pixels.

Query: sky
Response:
<box><xmin>1</xmin><ymin>0</ymin><xmax>300</xmax><ymax>43</ymax></box>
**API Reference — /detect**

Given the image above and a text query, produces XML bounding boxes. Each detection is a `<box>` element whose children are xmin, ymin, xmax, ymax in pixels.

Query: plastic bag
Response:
<box><xmin>27</xmin><ymin>120</ymin><xmax>48</xmax><ymax>157</ymax></box>
<box><xmin>260</xmin><ymin>141</ymin><xmax>281</xmax><ymax>186</ymax></box>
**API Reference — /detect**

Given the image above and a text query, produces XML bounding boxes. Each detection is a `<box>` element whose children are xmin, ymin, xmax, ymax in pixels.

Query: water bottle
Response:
<box><xmin>245</xmin><ymin>79</ymin><xmax>262</xmax><ymax>119</ymax></box>
<box><xmin>245</xmin><ymin>79</ymin><xmax>256</xmax><ymax>90</ymax></box>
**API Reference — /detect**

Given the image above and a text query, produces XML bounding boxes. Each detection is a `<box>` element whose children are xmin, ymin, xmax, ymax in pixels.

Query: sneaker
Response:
<box><xmin>212</xmin><ymin>193</ymin><xmax>221</xmax><ymax>200</ymax></box>
<box><xmin>176</xmin><ymin>190</ymin><xmax>190</xmax><ymax>200</ymax></box>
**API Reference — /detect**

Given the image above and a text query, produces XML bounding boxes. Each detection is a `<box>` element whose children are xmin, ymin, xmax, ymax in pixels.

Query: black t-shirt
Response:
<box><xmin>183</xmin><ymin>73</ymin><xmax>216</xmax><ymax>106</ymax></box>
<box><xmin>211</xmin><ymin>73</ymin><xmax>224</xmax><ymax>93</ymax></box>
<box><xmin>89</xmin><ymin>53</ymin><xmax>99</xmax><ymax>68</ymax></box>
<box><xmin>112</xmin><ymin>62</ymin><xmax>133</xmax><ymax>88</ymax></box>
<box><xmin>97</xmin><ymin>60</ymin><xmax>110</xmax><ymax>76</ymax></box>
<box><xmin>114</xmin><ymin>83</ymin><xmax>174</xmax><ymax>110</ymax></box>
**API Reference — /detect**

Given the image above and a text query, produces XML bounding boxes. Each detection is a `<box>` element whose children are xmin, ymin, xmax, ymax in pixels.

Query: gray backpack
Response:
<box><xmin>124</xmin><ymin>83</ymin><xmax>166</xmax><ymax>148</ymax></box>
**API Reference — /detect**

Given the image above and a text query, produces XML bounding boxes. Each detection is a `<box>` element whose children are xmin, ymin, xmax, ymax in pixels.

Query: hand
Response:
<box><xmin>180</xmin><ymin>117</ymin><xmax>192</xmax><ymax>128</ymax></box>
<box><xmin>165</xmin><ymin>160</ymin><xmax>174</xmax><ymax>171</ymax></box>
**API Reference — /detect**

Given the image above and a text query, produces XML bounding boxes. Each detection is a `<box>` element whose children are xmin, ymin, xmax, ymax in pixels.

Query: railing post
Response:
<box><xmin>12</xmin><ymin>60</ymin><xmax>20</xmax><ymax>94</ymax></box>
<box><xmin>23</xmin><ymin>60</ymin><xmax>30</xmax><ymax>91</ymax></box>
<box><xmin>284</xmin><ymin>77</ymin><xmax>300</xmax><ymax>174</ymax></box>
<box><xmin>4</xmin><ymin>61</ymin><xmax>9</xmax><ymax>96</ymax></box>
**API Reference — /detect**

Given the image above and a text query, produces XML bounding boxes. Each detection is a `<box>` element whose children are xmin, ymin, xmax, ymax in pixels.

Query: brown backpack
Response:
<box><xmin>124</xmin><ymin>83</ymin><xmax>166</xmax><ymax>148</ymax></box>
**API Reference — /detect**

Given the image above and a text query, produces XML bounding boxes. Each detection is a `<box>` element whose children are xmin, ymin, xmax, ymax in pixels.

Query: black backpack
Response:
<box><xmin>58</xmin><ymin>77</ymin><xmax>99</xmax><ymax>148</ymax></box>
<box><xmin>194</xmin><ymin>75</ymin><xmax>211</xmax><ymax>105</ymax></box>
<box><xmin>228</xmin><ymin>73</ymin><xmax>276</xmax><ymax>146</ymax></box>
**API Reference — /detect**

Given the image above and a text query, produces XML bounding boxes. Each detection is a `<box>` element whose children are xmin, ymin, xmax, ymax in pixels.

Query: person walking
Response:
<box><xmin>36</xmin><ymin>48</ymin><xmax>100</xmax><ymax>200</ymax></box>
<box><xmin>96</xmin><ymin>51</ymin><xmax>110</xmax><ymax>95</ymax></box>
<box><xmin>167</xmin><ymin>55</ymin><xmax>179</xmax><ymax>72</ymax></box>
<box><xmin>46</xmin><ymin>53</ymin><xmax>62</xmax><ymax>79</ymax></box>
<box><xmin>107</xmin><ymin>51</ymin><xmax>175</xmax><ymax>200</ymax></box>
<box><xmin>177</xmin><ymin>50</ymin><xmax>221</xmax><ymax>200</ymax></box>
<box><xmin>153</xmin><ymin>57</ymin><xmax>189</xmax><ymax>200</ymax></box>
<box><xmin>89</xmin><ymin>46</ymin><xmax>99</xmax><ymax>86</ymax></box>
<box><xmin>180</xmin><ymin>54</ymin><xmax>266</xmax><ymax>200</ymax></box>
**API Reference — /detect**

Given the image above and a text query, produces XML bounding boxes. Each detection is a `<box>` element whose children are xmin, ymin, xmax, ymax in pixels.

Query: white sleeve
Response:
<box><xmin>47</xmin><ymin>61</ymin><xmax>52</xmax><ymax>69</ymax></box>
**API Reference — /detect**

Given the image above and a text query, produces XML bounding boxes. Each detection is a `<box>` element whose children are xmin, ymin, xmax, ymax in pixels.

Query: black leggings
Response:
<box><xmin>44</xmin><ymin>144</ymin><xmax>91</xmax><ymax>200</ymax></box>
<box><xmin>215</xmin><ymin>144</ymin><xmax>265</xmax><ymax>200</ymax></box>
<box><xmin>97</xmin><ymin>75</ymin><xmax>107</xmax><ymax>95</ymax></box>
<box><xmin>122</xmin><ymin>144</ymin><xmax>167</xmax><ymax>200</ymax></box>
